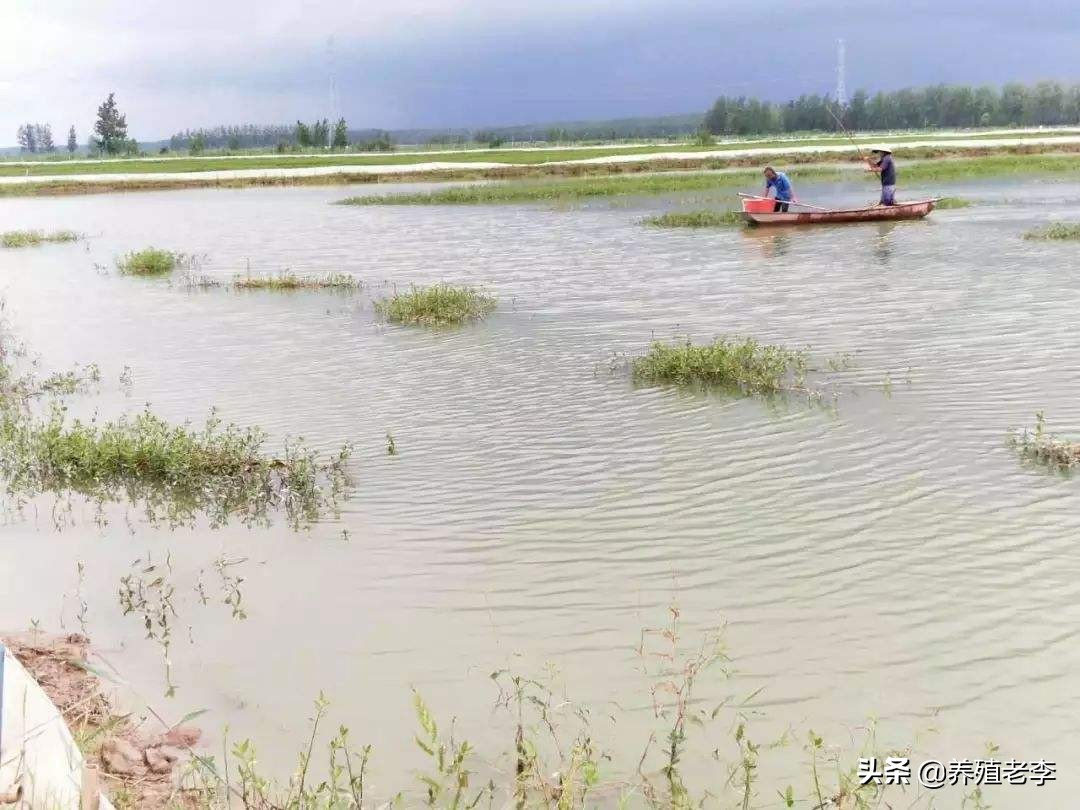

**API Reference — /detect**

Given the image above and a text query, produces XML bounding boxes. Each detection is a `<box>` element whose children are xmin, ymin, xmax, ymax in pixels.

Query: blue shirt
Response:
<box><xmin>766</xmin><ymin>172</ymin><xmax>793</xmax><ymax>201</ymax></box>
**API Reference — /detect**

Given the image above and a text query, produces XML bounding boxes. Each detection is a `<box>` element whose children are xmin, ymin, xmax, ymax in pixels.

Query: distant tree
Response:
<box><xmin>312</xmin><ymin>118</ymin><xmax>329</xmax><ymax>148</ymax></box>
<box><xmin>16</xmin><ymin>124</ymin><xmax>37</xmax><ymax>153</ymax></box>
<box><xmin>189</xmin><ymin>133</ymin><xmax>206</xmax><ymax>155</ymax></box>
<box><xmin>39</xmin><ymin>124</ymin><xmax>56</xmax><ymax>152</ymax></box>
<box><xmin>357</xmin><ymin>131</ymin><xmax>393</xmax><ymax>152</ymax></box>
<box><xmin>92</xmin><ymin>92</ymin><xmax>128</xmax><ymax>155</ymax></box>
<box><xmin>332</xmin><ymin>118</ymin><xmax>349</xmax><ymax>149</ymax></box>
<box><xmin>67</xmin><ymin>125</ymin><xmax>78</xmax><ymax>154</ymax></box>
<box><xmin>474</xmin><ymin>130</ymin><xmax>503</xmax><ymax>148</ymax></box>
<box><xmin>295</xmin><ymin>120</ymin><xmax>311</xmax><ymax>148</ymax></box>
<box><xmin>227</xmin><ymin>134</ymin><xmax>241</xmax><ymax>151</ymax></box>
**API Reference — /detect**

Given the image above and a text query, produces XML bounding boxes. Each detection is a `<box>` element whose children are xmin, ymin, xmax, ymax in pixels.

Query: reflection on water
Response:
<box><xmin>1</xmin><ymin>179</ymin><xmax>1080</xmax><ymax>806</ymax></box>
<box><xmin>741</xmin><ymin>228</ymin><xmax>792</xmax><ymax>259</ymax></box>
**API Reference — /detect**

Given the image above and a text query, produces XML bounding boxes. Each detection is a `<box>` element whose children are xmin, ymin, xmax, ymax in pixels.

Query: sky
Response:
<box><xmin>3</xmin><ymin>0</ymin><xmax>1080</xmax><ymax>144</ymax></box>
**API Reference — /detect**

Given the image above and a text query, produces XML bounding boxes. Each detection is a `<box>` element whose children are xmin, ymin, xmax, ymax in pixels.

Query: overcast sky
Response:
<box><xmin>4</xmin><ymin>0</ymin><xmax>1080</xmax><ymax>143</ymax></box>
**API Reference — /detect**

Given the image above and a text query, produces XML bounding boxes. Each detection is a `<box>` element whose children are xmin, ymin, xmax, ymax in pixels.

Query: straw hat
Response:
<box><xmin>868</xmin><ymin>145</ymin><xmax>893</xmax><ymax>154</ymax></box>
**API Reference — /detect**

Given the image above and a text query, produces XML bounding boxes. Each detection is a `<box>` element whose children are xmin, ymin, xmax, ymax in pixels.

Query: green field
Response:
<box><xmin>3</xmin><ymin>128</ymin><xmax>1078</xmax><ymax>178</ymax></box>
<box><xmin>336</xmin><ymin>154</ymin><xmax>1080</xmax><ymax>206</ymax></box>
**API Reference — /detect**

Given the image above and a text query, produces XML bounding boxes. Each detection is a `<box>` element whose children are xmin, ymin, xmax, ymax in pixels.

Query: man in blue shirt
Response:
<box><xmin>763</xmin><ymin>166</ymin><xmax>794</xmax><ymax>212</ymax></box>
<box><xmin>866</xmin><ymin>146</ymin><xmax>897</xmax><ymax>205</ymax></box>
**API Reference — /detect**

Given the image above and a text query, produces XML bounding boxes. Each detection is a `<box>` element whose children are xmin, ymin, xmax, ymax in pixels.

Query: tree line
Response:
<box><xmin>168</xmin><ymin>119</ymin><xmax>393</xmax><ymax>153</ymax></box>
<box><xmin>15</xmin><ymin>93</ymin><xmax>132</xmax><ymax>156</ymax></box>
<box><xmin>16</xmin><ymin>123</ymin><xmax>81</xmax><ymax>154</ymax></box>
<box><xmin>705</xmin><ymin>80</ymin><xmax>1080</xmax><ymax>136</ymax></box>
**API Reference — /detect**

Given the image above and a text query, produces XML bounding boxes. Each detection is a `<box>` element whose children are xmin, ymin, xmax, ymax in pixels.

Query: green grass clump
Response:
<box><xmin>1022</xmin><ymin>222</ymin><xmax>1080</xmax><ymax>240</ymax></box>
<box><xmin>375</xmin><ymin>284</ymin><xmax>496</xmax><ymax>326</ymax></box>
<box><xmin>116</xmin><ymin>247</ymin><xmax>178</xmax><ymax>275</ymax></box>
<box><xmin>643</xmin><ymin>210</ymin><xmax>744</xmax><ymax>228</ymax></box>
<box><xmin>934</xmin><ymin>196</ymin><xmax>971</xmax><ymax>209</ymax></box>
<box><xmin>338</xmin><ymin>171</ymin><xmax>780</xmax><ymax>206</ymax></box>
<box><xmin>233</xmin><ymin>272</ymin><xmax>360</xmax><ymax>290</ymax></box>
<box><xmin>1</xmin><ymin>230</ymin><xmax>80</xmax><ymax>248</ymax></box>
<box><xmin>1009</xmin><ymin>412</ymin><xmax>1080</xmax><ymax>469</ymax></box>
<box><xmin>632</xmin><ymin>337</ymin><xmax>808</xmax><ymax>394</ymax></box>
<box><xmin>0</xmin><ymin>404</ymin><xmax>351</xmax><ymax>529</ymax></box>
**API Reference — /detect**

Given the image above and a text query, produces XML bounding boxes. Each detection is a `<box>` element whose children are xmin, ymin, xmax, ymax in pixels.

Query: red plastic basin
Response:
<box><xmin>741</xmin><ymin>198</ymin><xmax>777</xmax><ymax>213</ymax></box>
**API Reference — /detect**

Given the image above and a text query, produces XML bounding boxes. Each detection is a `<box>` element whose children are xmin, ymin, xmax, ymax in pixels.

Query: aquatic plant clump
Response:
<box><xmin>232</xmin><ymin>272</ymin><xmax>361</xmax><ymax>290</ymax></box>
<box><xmin>0</xmin><ymin>404</ymin><xmax>352</xmax><ymax>529</ymax></box>
<box><xmin>375</xmin><ymin>284</ymin><xmax>497</xmax><ymax>326</ymax></box>
<box><xmin>1</xmin><ymin>229</ymin><xmax>80</xmax><ymax>248</ymax></box>
<box><xmin>632</xmin><ymin>337</ymin><xmax>809</xmax><ymax>394</ymax></box>
<box><xmin>934</xmin><ymin>197</ymin><xmax>971</xmax><ymax>209</ymax></box>
<box><xmin>116</xmin><ymin>247</ymin><xmax>178</xmax><ymax>275</ymax></box>
<box><xmin>1008</xmin><ymin>412</ymin><xmax>1080</xmax><ymax>469</ymax></box>
<box><xmin>1022</xmin><ymin>222</ymin><xmax>1080</xmax><ymax>241</ymax></box>
<box><xmin>643</xmin><ymin>210</ymin><xmax>744</xmax><ymax>228</ymax></box>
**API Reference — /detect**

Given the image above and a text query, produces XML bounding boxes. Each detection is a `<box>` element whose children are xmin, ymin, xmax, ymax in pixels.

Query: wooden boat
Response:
<box><xmin>741</xmin><ymin>198</ymin><xmax>938</xmax><ymax>226</ymax></box>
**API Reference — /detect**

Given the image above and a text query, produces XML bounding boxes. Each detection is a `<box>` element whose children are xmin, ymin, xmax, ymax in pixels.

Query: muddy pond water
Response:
<box><xmin>1</xmin><ymin>176</ymin><xmax>1079</xmax><ymax>807</ymax></box>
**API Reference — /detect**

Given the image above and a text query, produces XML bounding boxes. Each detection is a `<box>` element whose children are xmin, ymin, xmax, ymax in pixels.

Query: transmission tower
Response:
<box><xmin>835</xmin><ymin>39</ymin><xmax>847</xmax><ymax>107</ymax></box>
<box><xmin>326</xmin><ymin>35</ymin><xmax>340</xmax><ymax>147</ymax></box>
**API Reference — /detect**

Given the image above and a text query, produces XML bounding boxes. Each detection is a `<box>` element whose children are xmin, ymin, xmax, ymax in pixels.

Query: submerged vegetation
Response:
<box><xmin>0</xmin><ymin>404</ymin><xmax>352</xmax><ymax>528</ymax></box>
<box><xmin>1</xmin><ymin>229</ymin><xmax>80</xmax><ymax>248</ymax></box>
<box><xmin>1009</xmin><ymin>412</ymin><xmax>1080</xmax><ymax>469</ymax></box>
<box><xmin>632</xmin><ymin>337</ymin><xmax>809</xmax><ymax>395</ymax></box>
<box><xmin>1022</xmin><ymin>222</ymin><xmax>1080</xmax><ymax>240</ymax></box>
<box><xmin>375</xmin><ymin>284</ymin><xmax>496</xmax><ymax>326</ymax></box>
<box><xmin>934</xmin><ymin>196</ymin><xmax>971</xmax><ymax>209</ymax></box>
<box><xmin>339</xmin><ymin>171</ymin><xmax>778</xmax><ymax>206</ymax></box>
<box><xmin>643</xmin><ymin>209</ymin><xmax>744</xmax><ymax>228</ymax></box>
<box><xmin>232</xmin><ymin>271</ymin><xmax>360</xmax><ymax>290</ymax></box>
<box><xmin>116</xmin><ymin>247</ymin><xmax>178</xmax><ymax>275</ymax></box>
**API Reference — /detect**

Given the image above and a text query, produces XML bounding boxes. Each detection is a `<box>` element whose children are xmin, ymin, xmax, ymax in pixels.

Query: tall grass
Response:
<box><xmin>1022</xmin><ymin>222</ymin><xmax>1080</xmax><ymax>240</ymax></box>
<box><xmin>643</xmin><ymin>210</ymin><xmax>744</xmax><ymax>227</ymax></box>
<box><xmin>1</xmin><ymin>229</ymin><xmax>80</xmax><ymax>248</ymax></box>
<box><xmin>116</xmin><ymin>247</ymin><xmax>178</xmax><ymax>275</ymax></box>
<box><xmin>375</xmin><ymin>284</ymin><xmax>496</xmax><ymax>326</ymax></box>
<box><xmin>632</xmin><ymin>337</ymin><xmax>808</xmax><ymax>394</ymax></box>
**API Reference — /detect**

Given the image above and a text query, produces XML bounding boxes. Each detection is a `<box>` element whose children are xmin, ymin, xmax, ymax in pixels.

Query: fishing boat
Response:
<box><xmin>740</xmin><ymin>194</ymin><xmax>938</xmax><ymax>226</ymax></box>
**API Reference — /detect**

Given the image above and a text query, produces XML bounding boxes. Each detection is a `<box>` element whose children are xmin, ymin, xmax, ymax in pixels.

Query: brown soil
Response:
<box><xmin>3</xmin><ymin>633</ymin><xmax>205</xmax><ymax>809</ymax></box>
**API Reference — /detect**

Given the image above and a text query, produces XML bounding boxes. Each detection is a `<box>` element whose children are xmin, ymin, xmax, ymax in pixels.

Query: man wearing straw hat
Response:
<box><xmin>866</xmin><ymin>146</ymin><xmax>897</xmax><ymax>206</ymax></box>
<box><xmin>762</xmin><ymin>166</ymin><xmax>795</xmax><ymax>212</ymax></box>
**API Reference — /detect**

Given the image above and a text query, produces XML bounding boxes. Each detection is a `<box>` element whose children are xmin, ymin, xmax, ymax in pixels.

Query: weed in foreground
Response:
<box><xmin>0</xmin><ymin>402</ymin><xmax>353</xmax><ymax>529</ymax></box>
<box><xmin>1008</xmin><ymin>411</ymin><xmax>1080</xmax><ymax>469</ymax></box>
<box><xmin>631</xmin><ymin>337</ymin><xmax>809</xmax><ymax>395</ymax></box>
<box><xmin>116</xmin><ymin>247</ymin><xmax>179</xmax><ymax>275</ymax></box>
<box><xmin>643</xmin><ymin>210</ymin><xmax>744</xmax><ymax>228</ymax></box>
<box><xmin>375</xmin><ymin>284</ymin><xmax>497</xmax><ymax>326</ymax></box>
<box><xmin>0</xmin><ymin>229</ymin><xmax>81</xmax><ymax>248</ymax></box>
<box><xmin>176</xmin><ymin>606</ymin><xmax>949</xmax><ymax>809</ymax></box>
<box><xmin>1022</xmin><ymin>222</ymin><xmax>1080</xmax><ymax>240</ymax></box>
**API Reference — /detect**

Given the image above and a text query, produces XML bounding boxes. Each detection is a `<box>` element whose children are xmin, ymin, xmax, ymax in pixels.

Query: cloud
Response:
<box><xmin>3</xmin><ymin>0</ymin><xmax>1080</xmax><ymax>144</ymax></box>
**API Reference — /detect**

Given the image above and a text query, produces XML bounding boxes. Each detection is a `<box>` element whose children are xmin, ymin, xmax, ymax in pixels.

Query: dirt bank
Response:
<box><xmin>3</xmin><ymin>633</ymin><xmax>203</xmax><ymax>809</ymax></box>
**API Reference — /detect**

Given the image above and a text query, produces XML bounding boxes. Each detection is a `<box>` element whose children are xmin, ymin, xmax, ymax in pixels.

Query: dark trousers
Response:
<box><xmin>773</xmin><ymin>200</ymin><xmax>790</xmax><ymax>212</ymax></box>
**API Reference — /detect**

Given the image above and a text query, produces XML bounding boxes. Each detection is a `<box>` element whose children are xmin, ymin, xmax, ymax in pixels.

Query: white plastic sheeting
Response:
<box><xmin>0</xmin><ymin>644</ymin><xmax>114</xmax><ymax>810</ymax></box>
